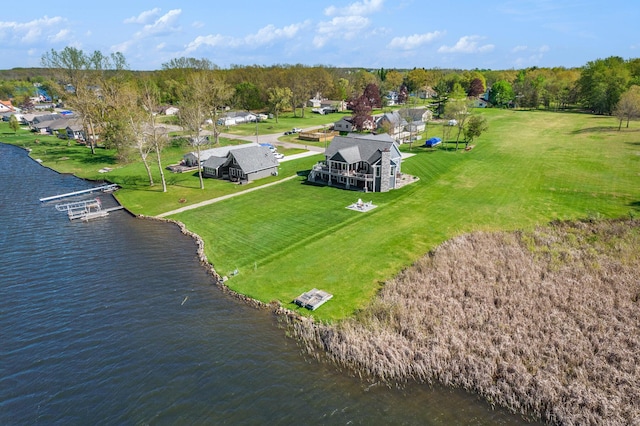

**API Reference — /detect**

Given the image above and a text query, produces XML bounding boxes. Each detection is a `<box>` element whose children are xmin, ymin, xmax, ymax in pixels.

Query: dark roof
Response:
<box><xmin>325</xmin><ymin>133</ymin><xmax>401</xmax><ymax>165</ymax></box>
<box><xmin>202</xmin><ymin>156</ymin><xmax>227</xmax><ymax>169</ymax></box>
<box><xmin>228</xmin><ymin>145</ymin><xmax>278</xmax><ymax>173</ymax></box>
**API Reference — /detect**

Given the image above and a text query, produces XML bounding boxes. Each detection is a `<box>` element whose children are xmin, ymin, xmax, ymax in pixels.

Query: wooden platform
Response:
<box><xmin>293</xmin><ymin>288</ymin><xmax>333</xmax><ymax>310</ymax></box>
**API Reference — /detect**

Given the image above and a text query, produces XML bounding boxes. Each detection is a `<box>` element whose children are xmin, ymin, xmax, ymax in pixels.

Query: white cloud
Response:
<box><xmin>512</xmin><ymin>45</ymin><xmax>528</xmax><ymax>53</ymax></box>
<box><xmin>387</xmin><ymin>31</ymin><xmax>444</xmax><ymax>50</ymax></box>
<box><xmin>50</xmin><ymin>29</ymin><xmax>72</xmax><ymax>43</ymax></box>
<box><xmin>512</xmin><ymin>45</ymin><xmax>551</xmax><ymax>67</ymax></box>
<box><xmin>324</xmin><ymin>0</ymin><xmax>384</xmax><ymax>16</ymax></box>
<box><xmin>438</xmin><ymin>35</ymin><xmax>494</xmax><ymax>54</ymax></box>
<box><xmin>0</xmin><ymin>16</ymin><xmax>66</xmax><ymax>45</ymax></box>
<box><xmin>136</xmin><ymin>9</ymin><xmax>182</xmax><ymax>38</ymax></box>
<box><xmin>184</xmin><ymin>21</ymin><xmax>306</xmax><ymax>53</ymax></box>
<box><xmin>314</xmin><ymin>15</ymin><xmax>370</xmax><ymax>48</ymax></box>
<box><xmin>124</xmin><ymin>8</ymin><xmax>161</xmax><ymax>25</ymax></box>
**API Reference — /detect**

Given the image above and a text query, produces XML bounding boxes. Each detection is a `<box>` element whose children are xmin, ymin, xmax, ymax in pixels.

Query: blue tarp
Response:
<box><xmin>424</xmin><ymin>137</ymin><xmax>442</xmax><ymax>147</ymax></box>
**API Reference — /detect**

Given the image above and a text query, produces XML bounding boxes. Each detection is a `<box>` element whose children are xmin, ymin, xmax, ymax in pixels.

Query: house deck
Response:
<box><xmin>293</xmin><ymin>288</ymin><xmax>333</xmax><ymax>310</ymax></box>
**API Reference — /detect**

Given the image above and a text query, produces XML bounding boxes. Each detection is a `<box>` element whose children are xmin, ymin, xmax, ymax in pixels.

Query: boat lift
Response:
<box><xmin>54</xmin><ymin>197</ymin><xmax>123</xmax><ymax>221</ymax></box>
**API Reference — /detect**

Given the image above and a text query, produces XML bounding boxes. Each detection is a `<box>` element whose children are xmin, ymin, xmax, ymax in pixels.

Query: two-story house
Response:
<box><xmin>307</xmin><ymin>133</ymin><xmax>402</xmax><ymax>192</ymax></box>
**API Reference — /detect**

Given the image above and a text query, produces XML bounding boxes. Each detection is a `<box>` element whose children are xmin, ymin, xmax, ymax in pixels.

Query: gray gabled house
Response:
<box><xmin>307</xmin><ymin>133</ymin><xmax>402</xmax><ymax>192</ymax></box>
<box><xmin>203</xmin><ymin>145</ymin><xmax>278</xmax><ymax>182</ymax></box>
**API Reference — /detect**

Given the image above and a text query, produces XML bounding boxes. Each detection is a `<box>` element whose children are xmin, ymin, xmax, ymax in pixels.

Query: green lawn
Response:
<box><xmin>3</xmin><ymin>109</ymin><xmax>638</xmax><ymax>322</ymax></box>
<box><xmin>168</xmin><ymin>109</ymin><xmax>640</xmax><ymax>321</ymax></box>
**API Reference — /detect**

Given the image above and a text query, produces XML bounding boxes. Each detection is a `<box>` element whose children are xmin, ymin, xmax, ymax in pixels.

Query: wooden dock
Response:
<box><xmin>40</xmin><ymin>184</ymin><xmax>119</xmax><ymax>203</ymax></box>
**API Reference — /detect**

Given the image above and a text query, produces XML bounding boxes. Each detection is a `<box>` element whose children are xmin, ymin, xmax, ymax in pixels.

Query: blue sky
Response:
<box><xmin>1</xmin><ymin>0</ymin><xmax>638</xmax><ymax>71</ymax></box>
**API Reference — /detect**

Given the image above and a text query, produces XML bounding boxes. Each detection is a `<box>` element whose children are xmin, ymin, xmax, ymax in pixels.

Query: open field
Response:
<box><xmin>3</xmin><ymin>109</ymin><xmax>639</xmax><ymax>322</ymax></box>
<box><xmin>169</xmin><ymin>109</ymin><xmax>640</xmax><ymax>321</ymax></box>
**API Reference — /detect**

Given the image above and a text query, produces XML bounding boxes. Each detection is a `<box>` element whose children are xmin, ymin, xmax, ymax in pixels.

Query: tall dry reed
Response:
<box><xmin>290</xmin><ymin>219</ymin><xmax>640</xmax><ymax>425</ymax></box>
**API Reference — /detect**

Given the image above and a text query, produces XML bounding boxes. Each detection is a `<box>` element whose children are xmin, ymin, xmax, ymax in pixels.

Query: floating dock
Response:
<box><xmin>293</xmin><ymin>288</ymin><xmax>333</xmax><ymax>310</ymax></box>
<box><xmin>39</xmin><ymin>184</ymin><xmax>119</xmax><ymax>203</ymax></box>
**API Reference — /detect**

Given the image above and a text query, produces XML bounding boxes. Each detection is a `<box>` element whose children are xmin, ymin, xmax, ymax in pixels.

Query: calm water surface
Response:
<box><xmin>0</xmin><ymin>143</ymin><xmax>537</xmax><ymax>425</ymax></box>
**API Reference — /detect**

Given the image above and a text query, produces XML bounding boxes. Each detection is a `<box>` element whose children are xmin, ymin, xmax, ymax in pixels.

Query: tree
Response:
<box><xmin>444</xmin><ymin>98</ymin><xmax>472</xmax><ymax>151</ymax></box>
<box><xmin>578</xmin><ymin>56</ymin><xmax>630</xmax><ymax>115</ymax></box>
<box><xmin>464</xmin><ymin>114</ymin><xmax>488</xmax><ymax>147</ymax></box>
<box><xmin>41</xmin><ymin>47</ymin><xmax>128</xmax><ymax>155</ymax></box>
<box><xmin>350</xmin><ymin>95</ymin><xmax>373</xmax><ymax>132</ymax></box>
<box><xmin>467</xmin><ymin>78</ymin><xmax>486</xmax><ymax>97</ymax></box>
<box><xmin>179</xmin><ymin>72</ymin><xmax>211</xmax><ymax>190</ymax></box>
<box><xmin>489</xmin><ymin>80</ymin><xmax>515</xmax><ymax>108</ymax></box>
<box><xmin>362</xmin><ymin>83</ymin><xmax>382</xmax><ymax>109</ymax></box>
<box><xmin>383</xmin><ymin>70</ymin><xmax>404</xmax><ymax>93</ymax></box>
<box><xmin>614</xmin><ymin>85</ymin><xmax>640</xmax><ymax>130</ymax></box>
<box><xmin>406</xmin><ymin>68</ymin><xmax>429</xmax><ymax>93</ymax></box>
<box><xmin>234</xmin><ymin>82</ymin><xmax>262</xmax><ymax>112</ymax></box>
<box><xmin>267</xmin><ymin>86</ymin><xmax>292</xmax><ymax>123</ymax></box>
<box><xmin>397</xmin><ymin>84</ymin><xmax>409</xmax><ymax>105</ymax></box>
<box><xmin>203</xmin><ymin>74</ymin><xmax>234</xmax><ymax>146</ymax></box>
<box><xmin>8</xmin><ymin>114</ymin><xmax>20</xmax><ymax>134</ymax></box>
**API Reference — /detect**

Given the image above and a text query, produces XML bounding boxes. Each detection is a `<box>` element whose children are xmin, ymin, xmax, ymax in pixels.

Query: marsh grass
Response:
<box><xmin>291</xmin><ymin>219</ymin><xmax>640</xmax><ymax>425</ymax></box>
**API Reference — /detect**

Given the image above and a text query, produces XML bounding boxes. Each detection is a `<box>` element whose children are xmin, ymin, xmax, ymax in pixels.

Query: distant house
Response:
<box><xmin>307</xmin><ymin>133</ymin><xmax>402</xmax><ymax>192</ymax></box>
<box><xmin>375</xmin><ymin>111</ymin><xmax>408</xmax><ymax>141</ymax></box>
<box><xmin>164</xmin><ymin>106</ymin><xmax>180</xmax><ymax>116</ymax></box>
<box><xmin>418</xmin><ymin>87</ymin><xmax>438</xmax><ymax>99</ymax></box>
<box><xmin>0</xmin><ymin>100</ymin><xmax>15</xmax><ymax>113</ymax></box>
<box><xmin>334</xmin><ymin>117</ymin><xmax>354</xmax><ymax>133</ymax></box>
<box><xmin>400</xmin><ymin>107</ymin><xmax>432</xmax><ymax>123</ymax></box>
<box><xmin>308</xmin><ymin>96</ymin><xmax>346</xmax><ymax>112</ymax></box>
<box><xmin>202</xmin><ymin>145</ymin><xmax>279</xmax><ymax>182</ymax></box>
<box><xmin>217</xmin><ymin>111</ymin><xmax>257</xmax><ymax>126</ymax></box>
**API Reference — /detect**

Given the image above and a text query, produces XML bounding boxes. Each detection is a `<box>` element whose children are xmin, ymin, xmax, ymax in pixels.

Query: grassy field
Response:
<box><xmin>168</xmin><ymin>109</ymin><xmax>639</xmax><ymax>321</ymax></box>
<box><xmin>3</xmin><ymin>109</ymin><xmax>638</xmax><ymax>322</ymax></box>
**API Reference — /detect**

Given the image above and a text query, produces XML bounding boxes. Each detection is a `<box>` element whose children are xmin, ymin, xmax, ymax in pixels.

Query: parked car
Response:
<box><xmin>292</xmin><ymin>127</ymin><xmax>302</xmax><ymax>133</ymax></box>
<box><xmin>274</xmin><ymin>152</ymin><xmax>284</xmax><ymax>159</ymax></box>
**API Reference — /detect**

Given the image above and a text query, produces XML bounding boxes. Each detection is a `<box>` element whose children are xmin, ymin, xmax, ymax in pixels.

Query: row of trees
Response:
<box><xmin>4</xmin><ymin>48</ymin><xmax>637</xmax><ymax>187</ymax></box>
<box><xmin>6</xmin><ymin>52</ymin><xmax>639</xmax><ymax>122</ymax></box>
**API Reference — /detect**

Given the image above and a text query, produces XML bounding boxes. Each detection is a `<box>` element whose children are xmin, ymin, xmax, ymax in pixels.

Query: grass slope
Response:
<box><xmin>169</xmin><ymin>109</ymin><xmax>640</xmax><ymax>321</ymax></box>
<box><xmin>3</xmin><ymin>109</ymin><xmax>638</xmax><ymax>321</ymax></box>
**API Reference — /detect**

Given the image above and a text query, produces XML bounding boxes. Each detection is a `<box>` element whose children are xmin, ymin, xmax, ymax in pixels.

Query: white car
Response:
<box><xmin>274</xmin><ymin>153</ymin><xmax>285</xmax><ymax>160</ymax></box>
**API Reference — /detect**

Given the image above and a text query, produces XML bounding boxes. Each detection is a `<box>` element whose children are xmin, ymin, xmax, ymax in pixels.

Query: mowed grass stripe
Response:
<box><xmin>171</xmin><ymin>110</ymin><xmax>638</xmax><ymax>321</ymax></box>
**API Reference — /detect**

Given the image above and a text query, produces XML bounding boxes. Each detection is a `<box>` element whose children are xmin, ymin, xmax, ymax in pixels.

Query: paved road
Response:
<box><xmin>217</xmin><ymin>125</ymin><xmax>326</xmax><ymax>153</ymax></box>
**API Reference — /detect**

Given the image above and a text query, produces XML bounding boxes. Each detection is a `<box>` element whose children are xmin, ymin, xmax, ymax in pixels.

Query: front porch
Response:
<box><xmin>308</xmin><ymin>163</ymin><xmax>375</xmax><ymax>192</ymax></box>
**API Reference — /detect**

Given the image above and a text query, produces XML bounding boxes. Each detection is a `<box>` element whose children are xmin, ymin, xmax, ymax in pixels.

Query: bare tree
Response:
<box><xmin>614</xmin><ymin>85</ymin><xmax>640</xmax><ymax>130</ymax></box>
<box><xmin>41</xmin><ymin>47</ymin><xmax>127</xmax><ymax>155</ymax></box>
<box><xmin>178</xmin><ymin>72</ymin><xmax>209</xmax><ymax>190</ymax></box>
<box><xmin>139</xmin><ymin>81</ymin><xmax>168</xmax><ymax>192</ymax></box>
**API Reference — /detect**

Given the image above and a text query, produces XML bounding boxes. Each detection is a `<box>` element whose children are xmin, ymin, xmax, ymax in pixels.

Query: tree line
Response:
<box><xmin>2</xmin><ymin>48</ymin><xmax>639</xmax><ymax>186</ymax></box>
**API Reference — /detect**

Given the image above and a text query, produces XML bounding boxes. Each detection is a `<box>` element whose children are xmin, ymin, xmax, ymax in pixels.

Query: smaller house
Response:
<box><xmin>376</xmin><ymin>111</ymin><xmax>408</xmax><ymax>141</ymax></box>
<box><xmin>334</xmin><ymin>117</ymin><xmax>354</xmax><ymax>133</ymax></box>
<box><xmin>183</xmin><ymin>142</ymin><xmax>260</xmax><ymax>167</ymax></box>
<box><xmin>418</xmin><ymin>87</ymin><xmax>438</xmax><ymax>99</ymax></box>
<box><xmin>203</xmin><ymin>145</ymin><xmax>278</xmax><ymax>182</ymax></box>
<box><xmin>217</xmin><ymin>111</ymin><xmax>257</xmax><ymax>126</ymax></box>
<box><xmin>0</xmin><ymin>100</ymin><xmax>15</xmax><ymax>113</ymax></box>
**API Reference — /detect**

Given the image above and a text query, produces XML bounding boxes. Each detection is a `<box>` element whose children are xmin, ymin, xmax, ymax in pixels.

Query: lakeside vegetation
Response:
<box><xmin>291</xmin><ymin>219</ymin><xmax>640</xmax><ymax>425</ymax></box>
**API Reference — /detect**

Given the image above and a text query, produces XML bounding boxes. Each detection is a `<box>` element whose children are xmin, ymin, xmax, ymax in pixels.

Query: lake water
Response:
<box><xmin>0</xmin><ymin>143</ymin><xmax>536</xmax><ymax>425</ymax></box>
